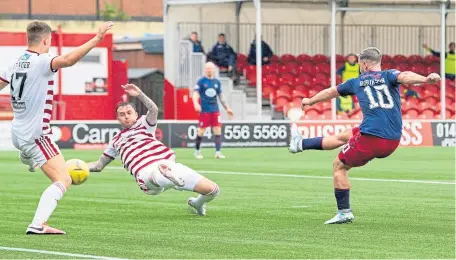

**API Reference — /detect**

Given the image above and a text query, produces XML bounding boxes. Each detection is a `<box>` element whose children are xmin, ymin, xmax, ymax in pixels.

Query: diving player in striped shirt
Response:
<box><xmin>88</xmin><ymin>84</ymin><xmax>220</xmax><ymax>216</ymax></box>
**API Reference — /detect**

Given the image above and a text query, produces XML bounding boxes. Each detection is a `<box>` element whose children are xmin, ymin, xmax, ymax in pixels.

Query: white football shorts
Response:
<box><xmin>135</xmin><ymin>159</ymin><xmax>204</xmax><ymax>195</ymax></box>
<box><xmin>12</xmin><ymin>133</ymin><xmax>61</xmax><ymax>167</ymax></box>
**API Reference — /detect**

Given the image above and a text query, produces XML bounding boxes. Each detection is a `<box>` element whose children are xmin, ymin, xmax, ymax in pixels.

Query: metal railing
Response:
<box><xmin>178</xmin><ymin>23</ymin><xmax>455</xmax><ymax>56</ymax></box>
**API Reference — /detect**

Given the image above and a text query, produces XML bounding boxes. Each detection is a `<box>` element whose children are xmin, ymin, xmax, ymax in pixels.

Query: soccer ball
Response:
<box><xmin>66</xmin><ymin>159</ymin><xmax>90</xmax><ymax>185</ymax></box>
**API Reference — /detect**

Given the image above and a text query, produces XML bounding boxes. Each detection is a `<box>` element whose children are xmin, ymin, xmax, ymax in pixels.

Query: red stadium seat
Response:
<box><xmin>294</xmin><ymin>85</ymin><xmax>309</xmax><ymax>94</ymax></box>
<box><xmin>296</xmin><ymin>54</ymin><xmax>312</xmax><ymax>63</ymax></box>
<box><xmin>262</xmin><ymin>84</ymin><xmax>275</xmax><ymax>99</ymax></box>
<box><xmin>262</xmin><ymin>73</ymin><xmax>279</xmax><ymax>87</ymax></box>
<box><xmin>445</xmin><ymin>109</ymin><xmax>454</xmax><ymax>119</ymax></box>
<box><xmin>303</xmin><ymin>109</ymin><xmax>320</xmax><ymax>120</ymax></box>
<box><xmin>426</xmin><ymin>64</ymin><xmax>440</xmax><ymax>74</ymax></box>
<box><xmin>278</xmin><ymin>73</ymin><xmax>295</xmax><ymax>86</ymax></box>
<box><xmin>407</xmin><ymin>55</ymin><xmax>423</xmax><ymax>65</ymax></box>
<box><xmin>263</xmin><ymin>64</ymin><xmax>278</xmax><ymax>75</ymax></box>
<box><xmin>237</xmin><ymin>53</ymin><xmax>247</xmax><ymax>63</ymax></box>
<box><xmin>336</xmin><ymin>75</ymin><xmax>343</xmax><ymax>85</ymax></box>
<box><xmin>270</xmin><ymin>55</ymin><xmax>280</xmax><ymax>63</ymax></box>
<box><xmin>278</xmin><ymin>84</ymin><xmax>292</xmax><ymax>93</ymax></box>
<box><xmin>422</xmin><ymin>89</ymin><xmax>439</xmax><ymax>99</ymax></box>
<box><xmin>281</xmin><ymin>54</ymin><xmax>297</xmax><ymax>64</ymax></box>
<box><xmin>337</xmin><ymin>113</ymin><xmax>350</xmax><ymax>120</ymax></box>
<box><xmin>292</xmin><ymin>89</ymin><xmax>307</xmax><ymax>100</ymax></box>
<box><xmin>320</xmin><ymin>101</ymin><xmax>331</xmax><ymax>111</ymax></box>
<box><xmin>382</xmin><ymin>54</ymin><xmax>393</xmax><ymax>63</ymax></box>
<box><xmin>419</xmin><ymin>109</ymin><xmax>436</xmax><ymax>119</ymax></box>
<box><xmin>316</xmin><ymin>63</ymin><xmax>331</xmax><ymax>75</ymax></box>
<box><xmin>350</xmin><ymin>111</ymin><xmax>363</xmax><ymax>120</ymax></box>
<box><xmin>336</xmin><ymin>54</ymin><xmax>345</xmax><ymax>63</ymax></box>
<box><xmin>411</xmin><ymin>64</ymin><xmax>427</xmax><ymax>75</ymax></box>
<box><xmin>274</xmin><ymin>89</ymin><xmax>292</xmax><ymax>100</ymax></box>
<box><xmin>298</xmin><ymin>62</ymin><xmax>318</xmax><ymax>75</ymax></box>
<box><xmin>396</xmin><ymin>63</ymin><xmax>409</xmax><ymax>72</ymax></box>
<box><xmin>382</xmin><ymin>62</ymin><xmax>393</xmax><ymax>70</ymax></box>
<box><xmin>237</xmin><ymin>61</ymin><xmax>247</xmax><ymax>75</ymax></box>
<box><xmin>313</xmin><ymin>83</ymin><xmax>327</xmax><ymax>92</ymax></box>
<box><xmin>393</xmin><ymin>55</ymin><xmax>408</xmax><ymax>64</ymax></box>
<box><xmin>278</xmin><ymin>63</ymin><xmax>298</xmax><ymax>75</ymax></box>
<box><xmin>424</xmin><ymin>55</ymin><xmax>439</xmax><ymax>64</ymax></box>
<box><xmin>308</xmin><ymin>89</ymin><xmax>319</xmax><ymax>97</ymax></box>
<box><xmin>424</xmin><ymin>96</ymin><xmax>438</xmax><ymax>105</ymax></box>
<box><xmin>313</xmin><ymin>73</ymin><xmax>330</xmax><ymax>86</ymax></box>
<box><xmin>405</xmin><ymin>108</ymin><xmax>420</xmax><ymax>118</ymax></box>
<box><xmin>295</xmin><ymin>73</ymin><xmax>313</xmax><ymax>86</ymax></box>
<box><xmin>245</xmin><ymin>65</ymin><xmax>256</xmax><ymax>79</ymax></box>
<box><xmin>312</xmin><ymin>54</ymin><xmax>329</xmax><ymax>64</ymax></box>
<box><xmin>274</xmin><ymin>97</ymin><xmax>290</xmax><ymax>112</ymax></box>
<box><xmin>426</xmin><ymin>83</ymin><xmax>440</xmax><ymax>94</ymax></box>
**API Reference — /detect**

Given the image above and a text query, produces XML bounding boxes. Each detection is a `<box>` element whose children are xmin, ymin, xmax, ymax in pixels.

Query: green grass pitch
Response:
<box><xmin>0</xmin><ymin>147</ymin><xmax>454</xmax><ymax>259</ymax></box>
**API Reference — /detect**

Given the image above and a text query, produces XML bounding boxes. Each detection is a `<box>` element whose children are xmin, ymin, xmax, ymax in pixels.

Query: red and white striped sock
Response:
<box><xmin>31</xmin><ymin>182</ymin><xmax>66</xmax><ymax>226</ymax></box>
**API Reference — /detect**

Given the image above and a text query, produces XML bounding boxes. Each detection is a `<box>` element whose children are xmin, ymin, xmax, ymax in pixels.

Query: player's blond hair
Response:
<box><xmin>26</xmin><ymin>21</ymin><xmax>52</xmax><ymax>46</ymax></box>
<box><xmin>358</xmin><ymin>47</ymin><xmax>382</xmax><ymax>64</ymax></box>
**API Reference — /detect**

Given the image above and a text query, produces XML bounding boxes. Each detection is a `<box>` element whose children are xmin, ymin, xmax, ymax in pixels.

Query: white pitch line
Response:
<box><xmin>0</xmin><ymin>246</ymin><xmax>130</xmax><ymax>260</ymax></box>
<box><xmin>291</xmin><ymin>205</ymin><xmax>309</xmax><ymax>208</ymax></box>
<box><xmin>105</xmin><ymin>167</ymin><xmax>456</xmax><ymax>185</ymax></box>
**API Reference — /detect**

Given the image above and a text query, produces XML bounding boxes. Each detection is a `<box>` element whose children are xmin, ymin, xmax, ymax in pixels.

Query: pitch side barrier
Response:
<box><xmin>0</xmin><ymin>120</ymin><xmax>454</xmax><ymax>151</ymax></box>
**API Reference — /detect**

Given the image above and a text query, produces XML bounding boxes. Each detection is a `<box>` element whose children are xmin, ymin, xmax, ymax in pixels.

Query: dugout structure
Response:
<box><xmin>164</xmin><ymin>0</ymin><xmax>455</xmax><ymax>119</ymax></box>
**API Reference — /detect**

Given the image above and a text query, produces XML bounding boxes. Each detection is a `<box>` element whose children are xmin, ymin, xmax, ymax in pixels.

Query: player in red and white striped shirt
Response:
<box><xmin>88</xmin><ymin>84</ymin><xmax>220</xmax><ymax>216</ymax></box>
<box><xmin>0</xmin><ymin>21</ymin><xmax>113</xmax><ymax>235</ymax></box>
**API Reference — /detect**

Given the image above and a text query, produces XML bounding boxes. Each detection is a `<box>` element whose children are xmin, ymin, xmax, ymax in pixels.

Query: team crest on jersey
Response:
<box><xmin>20</xmin><ymin>53</ymin><xmax>31</xmax><ymax>61</ymax></box>
<box><xmin>205</xmin><ymin>88</ymin><xmax>217</xmax><ymax>97</ymax></box>
<box><xmin>214</xmin><ymin>84</ymin><xmax>218</xmax><ymax>88</ymax></box>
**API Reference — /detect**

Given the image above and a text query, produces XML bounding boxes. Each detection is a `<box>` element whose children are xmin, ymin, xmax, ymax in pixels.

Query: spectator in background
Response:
<box><xmin>247</xmin><ymin>37</ymin><xmax>273</xmax><ymax>65</ymax></box>
<box><xmin>423</xmin><ymin>42</ymin><xmax>455</xmax><ymax>80</ymax></box>
<box><xmin>208</xmin><ymin>33</ymin><xmax>236</xmax><ymax>77</ymax></box>
<box><xmin>337</xmin><ymin>54</ymin><xmax>360</xmax><ymax>82</ymax></box>
<box><xmin>336</xmin><ymin>95</ymin><xmax>355</xmax><ymax>116</ymax></box>
<box><xmin>189</xmin><ymin>32</ymin><xmax>205</xmax><ymax>53</ymax></box>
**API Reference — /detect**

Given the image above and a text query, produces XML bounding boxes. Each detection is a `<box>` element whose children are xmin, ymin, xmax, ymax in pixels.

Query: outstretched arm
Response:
<box><xmin>397</xmin><ymin>72</ymin><xmax>441</xmax><ymax>85</ymax></box>
<box><xmin>51</xmin><ymin>22</ymin><xmax>113</xmax><ymax>70</ymax></box>
<box><xmin>122</xmin><ymin>84</ymin><xmax>159</xmax><ymax>125</ymax></box>
<box><xmin>302</xmin><ymin>87</ymin><xmax>340</xmax><ymax>109</ymax></box>
<box><xmin>88</xmin><ymin>154</ymin><xmax>114</xmax><ymax>172</ymax></box>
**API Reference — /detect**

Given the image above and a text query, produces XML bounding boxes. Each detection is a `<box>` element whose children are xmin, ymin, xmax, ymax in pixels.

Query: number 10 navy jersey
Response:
<box><xmin>337</xmin><ymin>69</ymin><xmax>402</xmax><ymax>140</ymax></box>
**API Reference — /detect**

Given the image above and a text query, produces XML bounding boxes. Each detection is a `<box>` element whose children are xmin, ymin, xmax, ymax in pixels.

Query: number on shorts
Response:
<box><xmin>342</xmin><ymin>143</ymin><xmax>350</xmax><ymax>154</ymax></box>
<box><xmin>364</xmin><ymin>84</ymin><xmax>394</xmax><ymax>109</ymax></box>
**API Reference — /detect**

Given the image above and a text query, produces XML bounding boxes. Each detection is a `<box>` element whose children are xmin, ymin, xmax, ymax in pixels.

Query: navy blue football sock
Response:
<box><xmin>196</xmin><ymin>135</ymin><xmax>202</xmax><ymax>151</ymax></box>
<box><xmin>334</xmin><ymin>189</ymin><xmax>350</xmax><ymax>211</ymax></box>
<box><xmin>215</xmin><ymin>135</ymin><xmax>222</xmax><ymax>152</ymax></box>
<box><xmin>301</xmin><ymin>137</ymin><xmax>323</xmax><ymax>150</ymax></box>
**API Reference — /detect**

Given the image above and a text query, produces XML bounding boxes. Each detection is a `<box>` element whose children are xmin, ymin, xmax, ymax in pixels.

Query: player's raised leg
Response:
<box><xmin>25</xmin><ymin>139</ymin><xmax>71</xmax><ymax>234</ymax></box>
<box><xmin>289</xmin><ymin>123</ymin><xmax>353</xmax><ymax>153</ymax></box>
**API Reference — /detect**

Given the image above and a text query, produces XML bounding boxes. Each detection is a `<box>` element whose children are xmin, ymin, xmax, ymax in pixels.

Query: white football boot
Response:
<box><xmin>187</xmin><ymin>197</ymin><xmax>207</xmax><ymax>216</ymax></box>
<box><xmin>19</xmin><ymin>152</ymin><xmax>39</xmax><ymax>172</ymax></box>
<box><xmin>288</xmin><ymin>123</ymin><xmax>303</xmax><ymax>154</ymax></box>
<box><xmin>26</xmin><ymin>222</ymin><xmax>66</xmax><ymax>235</ymax></box>
<box><xmin>194</xmin><ymin>150</ymin><xmax>204</xmax><ymax>160</ymax></box>
<box><xmin>215</xmin><ymin>151</ymin><xmax>226</xmax><ymax>159</ymax></box>
<box><xmin>324</xmin><ymin>210</ymin><xmax>355</xmax><ymax>224</ymax></box>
